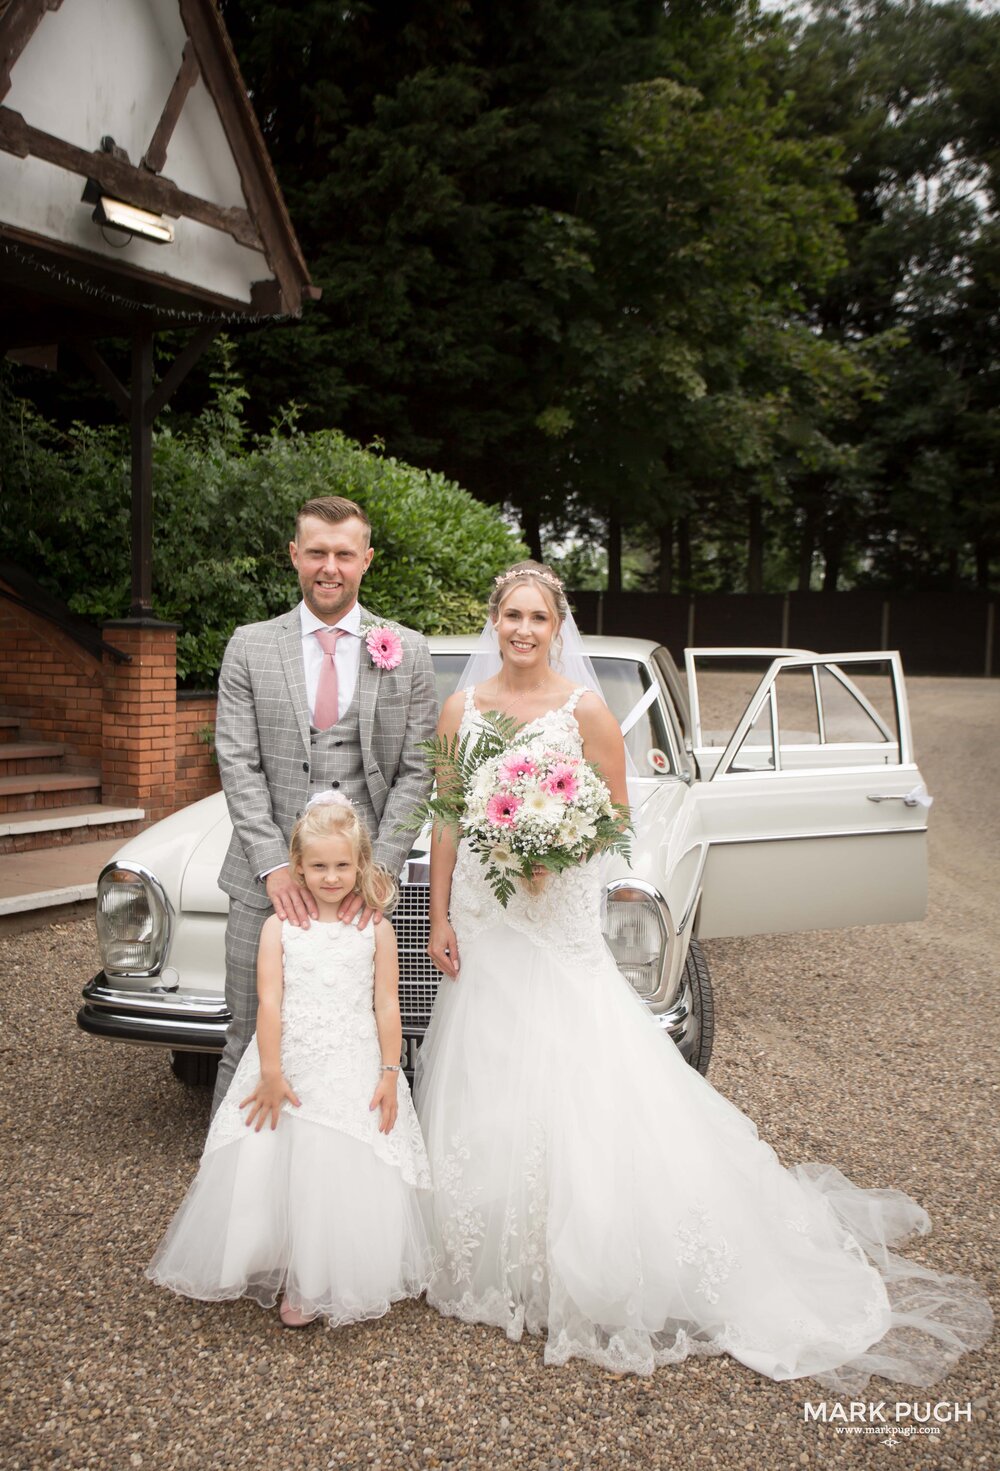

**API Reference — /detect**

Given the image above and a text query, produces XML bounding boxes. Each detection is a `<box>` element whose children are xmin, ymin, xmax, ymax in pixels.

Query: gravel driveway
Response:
<box><xmin>1</xmin><ymin>676</ymin><xmax>996</xmax><ymax>1471</ymax></box>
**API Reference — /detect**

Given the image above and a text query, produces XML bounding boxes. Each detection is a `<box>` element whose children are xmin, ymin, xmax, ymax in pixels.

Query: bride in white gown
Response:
<box><xmin>413</xmin><ymin>560</ymin><xmax>992</xmax><ymax>1389</ymax></box>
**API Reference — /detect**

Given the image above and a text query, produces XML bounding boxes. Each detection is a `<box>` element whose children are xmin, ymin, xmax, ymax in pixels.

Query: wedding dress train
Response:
<box><xmin>413</xmin><ymin>691</ymin><xmax>993</xmax><ymax>1388</ymax></box>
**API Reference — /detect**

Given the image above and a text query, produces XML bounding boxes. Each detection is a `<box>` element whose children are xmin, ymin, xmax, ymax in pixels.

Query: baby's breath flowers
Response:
<box><xmin>403</xmin><ymin>712</ymin><xmax>631</xmax><ymax>907</ymax></box>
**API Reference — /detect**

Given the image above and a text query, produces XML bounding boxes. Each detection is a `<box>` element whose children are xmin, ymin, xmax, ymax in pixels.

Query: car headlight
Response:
<box><xmin>602</xmin><ymin>881</ymin><xmax>670</xmax><ymax>999</ymax></box>
<box><xmin>96</xmin><ymin>863</ymin><xmax>172</xmax><ymax>977</ymax></box>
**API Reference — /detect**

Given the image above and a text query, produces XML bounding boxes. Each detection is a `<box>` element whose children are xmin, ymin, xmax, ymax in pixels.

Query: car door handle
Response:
<box><xmin>867</xmin><ymin>785</ymin><xmax>933</xmax><ymax>809</ymax></box>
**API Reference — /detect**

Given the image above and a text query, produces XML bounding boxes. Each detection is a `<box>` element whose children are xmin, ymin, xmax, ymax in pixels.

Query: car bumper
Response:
<box><xmin>77</xmin><ymin>973</ymin><xmax>230</xmax><ymax>1053</ymax></box>
<box><xmin>78</xmin><ymin>968</ymin><xmax>700</xmax><ymax>1066</ymax></box>
<box><xmin>651</xmin><ymin>978</ymin><xmax>698</xmax><ymax>1061</ymax></box>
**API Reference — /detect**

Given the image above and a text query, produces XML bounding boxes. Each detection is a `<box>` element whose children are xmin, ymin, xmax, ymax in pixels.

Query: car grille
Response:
<box><xmin>390</xmin><ymin>882</ymin><xmax>439</xmax><ymax>1031</ymax></box>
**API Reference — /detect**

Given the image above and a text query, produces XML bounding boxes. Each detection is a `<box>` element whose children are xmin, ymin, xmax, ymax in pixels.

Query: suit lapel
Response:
<box><xmin>278</xmin><ymin>609</ymin><xmax>311</xmax><ymax>755</ymax></box>
<box><xmin>357</xmin><ymin>603</ymin><xmax>378</xmax><ymax>763</ymax></box>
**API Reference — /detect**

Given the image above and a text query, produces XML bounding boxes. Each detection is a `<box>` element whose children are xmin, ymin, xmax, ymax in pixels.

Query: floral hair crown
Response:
<box><xmin>493</xmin><ymin>567</ymin><xmax>564</xmax><ymax>593</ymax></box>
<box><xmin>305</xmin><ymin>790</ymin><xmax>354</xmax><ymax>813</ymax></box>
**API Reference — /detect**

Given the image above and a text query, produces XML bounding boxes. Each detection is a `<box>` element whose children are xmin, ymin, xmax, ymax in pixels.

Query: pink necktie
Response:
<box><xmin>312</xmin><ymin>627</ymin><xmax>345</xmax><ymax>729</ymax></box>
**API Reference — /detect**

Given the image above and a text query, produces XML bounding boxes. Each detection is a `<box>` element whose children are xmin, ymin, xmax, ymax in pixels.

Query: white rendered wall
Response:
<box><xmin>2</xmin><ymin>0</ymin><xmax>273</xmax><ymax>304</ymax></box>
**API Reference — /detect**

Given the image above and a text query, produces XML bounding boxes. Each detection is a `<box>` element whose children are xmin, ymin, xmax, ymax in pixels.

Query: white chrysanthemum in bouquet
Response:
<box><xmin>405</xmin><ymin>714</ymin><xmax>631</xmax><ymax>908</ymax></box>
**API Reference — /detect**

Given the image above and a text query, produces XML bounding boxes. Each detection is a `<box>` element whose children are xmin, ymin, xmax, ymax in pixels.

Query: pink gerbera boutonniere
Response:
<box><xmin>365</xmin><ymin>624</ymin><xmax>403</xmax><ymax>670</ymax></box>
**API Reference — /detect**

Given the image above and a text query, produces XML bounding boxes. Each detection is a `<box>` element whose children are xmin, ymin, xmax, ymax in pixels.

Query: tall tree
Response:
<box><xmin>221</xmin><ymin>0</ymin><xmax>670</xmax><ymax>542</ymax></box>
<box><xmin>775</xmin><ymin>0</ymin><xmax>999</xmax><ymax>591</ymax></box>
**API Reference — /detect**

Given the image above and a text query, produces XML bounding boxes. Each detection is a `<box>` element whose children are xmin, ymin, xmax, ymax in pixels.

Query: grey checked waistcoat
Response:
<box><xmin>306</xmin><ymin>689</ymin><xmax>379</xmax><ymax>842</ymax></box>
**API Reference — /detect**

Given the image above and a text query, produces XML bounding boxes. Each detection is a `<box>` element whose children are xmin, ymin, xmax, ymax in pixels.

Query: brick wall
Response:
<box><xmin>175</xmin><ymin>694</ymin><xmax>221</xmax><ymax>807</ymax></box>
<box><xmin>0</xmin><ymin>587</ymin><xmax>221</xmax><ymax>820</ymax></box>
<box><xmin>101</xmin><ymin>622</ymin><xmax>178</xmax><ymax>823</ymax></box>
<box><xmin>0</xmin><ymin>587</ymin><xmax>103</xmax><ymax>768</ymax></box>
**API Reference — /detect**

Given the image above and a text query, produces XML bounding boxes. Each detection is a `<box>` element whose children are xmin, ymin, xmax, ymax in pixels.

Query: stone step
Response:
<box><xmin>0</xmin><ymin>804</ymin><xmax>145</xmax><ymax>855</ymax></box>
<box><xmin>0</xmin><ymin>772</ymin><xmax>101</xmax><ymax>815</ymax></box>
<box><xmin>0</xmin><ymin>836</ymin><xmax>125</xmax><ymax>921</ymax></box>
<box><xmin>0</xmin><ymin>718</ymin><xmax>20</xmax><ymax>745</ymax></box>
<box><xmin>0</xmin><ymin>742</ymin><xmax>69</xmax><ymax>776</ymax></box>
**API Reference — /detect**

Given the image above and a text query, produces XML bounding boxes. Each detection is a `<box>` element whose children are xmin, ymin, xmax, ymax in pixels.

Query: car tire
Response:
<box><xmin>685</xmin><ymin>938</ymin><xmax>715</xmax><ymax>1076</ymax></box>
<box><xmin>169</xmin><ymin>1050</ymin><xmax>220</xmax><ymax>1087</ymax></box>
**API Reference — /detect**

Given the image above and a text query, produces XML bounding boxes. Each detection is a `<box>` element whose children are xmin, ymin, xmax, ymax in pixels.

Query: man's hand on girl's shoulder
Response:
<box><xmin>335</xmin><ymin>890</ymin><xmax>383</xmax><ymax>929</ymax></box>
<box><xmin>265</xmin><ymin>866</ymin><xmax>318</xmax><ymax>927</ymax></box>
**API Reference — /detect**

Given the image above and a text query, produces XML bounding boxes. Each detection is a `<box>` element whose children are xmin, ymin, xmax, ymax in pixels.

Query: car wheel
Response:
<box><xmin>685</xmin><ymin>938</ymin><xmax>715</xmax><ymax>1076</ymax></box>
<box><xmin>170</xmin><ymin>1050</ymin><xmax>220</xmax><ymax>1087</ymax></box>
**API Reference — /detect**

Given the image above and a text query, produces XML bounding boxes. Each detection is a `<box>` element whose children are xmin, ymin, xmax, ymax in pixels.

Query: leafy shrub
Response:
<box><xmin>0</xmin><ymin>366</ymin><xmax>523</xmax><ymax>683</ymax></box>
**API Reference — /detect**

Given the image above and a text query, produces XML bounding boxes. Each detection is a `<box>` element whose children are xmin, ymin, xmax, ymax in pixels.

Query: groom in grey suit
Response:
<box><xmin>210</xmin><ymin>495</ymin><xmax>437</xmax><ymax>1116</ymax></box>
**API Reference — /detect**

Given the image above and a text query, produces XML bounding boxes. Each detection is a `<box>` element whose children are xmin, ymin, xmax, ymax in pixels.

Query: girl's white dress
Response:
<box><xmin>413</xmin><ymin>687</ymin><xmax>993</xmax><ymax>1388</ymax></box>
<box><xmin>148</xmin><ymin>915</ymin><xmax>435</xmax><ymax>1325</ymax></box>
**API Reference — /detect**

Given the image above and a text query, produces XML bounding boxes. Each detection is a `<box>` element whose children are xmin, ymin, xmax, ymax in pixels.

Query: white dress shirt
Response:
<box><xmin>259</xmin><ymin>600</ymin><xmax>364</xmax><ymax>882</ymax></box>
<box><xmin>299</xmin><ymin>598</ymin><xmax>363</xmax><ymax>723</ymax></box>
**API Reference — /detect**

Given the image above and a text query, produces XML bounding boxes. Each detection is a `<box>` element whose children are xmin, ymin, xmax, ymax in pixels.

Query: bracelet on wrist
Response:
<box><xmin>380</xmin><ymin>1064</ymin><xmax>401</xmax><ymax>1073</ymax></box>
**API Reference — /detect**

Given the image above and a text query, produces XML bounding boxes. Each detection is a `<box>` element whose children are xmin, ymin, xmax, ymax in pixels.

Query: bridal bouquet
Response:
<box><xmin>410</xmin><ymin>712</ymin><xmax>631</xmax><ymax>907</ymax></box>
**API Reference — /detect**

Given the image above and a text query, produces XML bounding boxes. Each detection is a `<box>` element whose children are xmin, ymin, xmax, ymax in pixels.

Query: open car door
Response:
<box><xmin>684</xmin><ymin>650</ymin><xmax>929</xmax><ymax>939</ymax></box>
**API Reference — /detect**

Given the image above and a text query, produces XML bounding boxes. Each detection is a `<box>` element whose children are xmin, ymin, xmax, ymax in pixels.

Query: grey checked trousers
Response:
<box><xmin>210</xmin><ymin>897</ymin><xmax>273</xmax><ymax>1118</ymax></box>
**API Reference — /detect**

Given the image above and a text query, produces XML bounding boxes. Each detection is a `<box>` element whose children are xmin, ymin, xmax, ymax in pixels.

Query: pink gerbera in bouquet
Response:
<box><xmin>408</xmin><ymin>712</ymin><xmax>631</xmax><ymax>907</ymax></box>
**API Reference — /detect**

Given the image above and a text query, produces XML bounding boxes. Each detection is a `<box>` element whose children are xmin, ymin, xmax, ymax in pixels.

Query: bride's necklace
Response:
<box><xmin>494</xmin><ymin>674</ymin><xmax>553</xmax><ymax>715</ymax></box>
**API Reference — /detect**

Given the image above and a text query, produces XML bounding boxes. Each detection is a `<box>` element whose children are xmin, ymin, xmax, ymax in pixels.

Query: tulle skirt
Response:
<box><xmin>147</xmin><ymin>1113</ymin><xmax>436</xmax><ymax>1326</ymax></box>
<box><xmin>414</xmin><ymin>914</ymin><xmax>993</xmax><ymax>1388</ymax></box>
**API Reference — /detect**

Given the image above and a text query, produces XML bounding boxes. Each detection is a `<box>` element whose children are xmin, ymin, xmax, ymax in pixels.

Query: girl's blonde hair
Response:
<box><xmin>289</xmin><ymin>796</ymin><xmax>398</xmax><ymax>914</ymax></box>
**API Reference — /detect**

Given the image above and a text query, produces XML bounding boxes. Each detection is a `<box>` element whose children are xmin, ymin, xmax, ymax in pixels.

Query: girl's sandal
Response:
<box><xmin>279</xmin><ymin>1296</ymin><xmax>317</xmax><ymax>1329</ymax></box>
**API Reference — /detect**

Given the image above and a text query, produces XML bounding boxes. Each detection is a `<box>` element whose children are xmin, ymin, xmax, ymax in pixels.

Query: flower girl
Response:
<box><xmin>147</xmin><ymin>792</ymin><xmax>435</xmax><ymax>1328</ymax></box>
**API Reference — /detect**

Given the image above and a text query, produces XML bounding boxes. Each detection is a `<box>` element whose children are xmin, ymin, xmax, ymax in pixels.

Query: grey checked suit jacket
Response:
<box><xmin>215</xmin><ymin>603</ymin><xmax>438</xmax><ymax>909</ymax></box>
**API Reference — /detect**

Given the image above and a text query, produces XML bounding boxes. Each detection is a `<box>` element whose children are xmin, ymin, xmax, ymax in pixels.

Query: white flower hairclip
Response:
<box><xmin>305</xmin><ymin>790</ymin><xmax>354</xmax><ymax>812</ymax></box>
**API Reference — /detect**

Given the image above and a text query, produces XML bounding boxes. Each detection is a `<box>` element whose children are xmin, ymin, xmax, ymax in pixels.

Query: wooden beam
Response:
<box><xmin>145</xmin><ymin>323</ymin><xmax>217</xmax><ymax>422</ymax></box>
<box><xmin>249</xmin><ymin>277</ymin><xmax>283</xmax><ymax>315</ymax></box>
<box><xmin>177</xmin><ymin>0</ymin><xmax>314</xmax><ymax>306</ymax></box>
<box><xmin>1</xmin><ymin>221</ymin><xmax>265</xmax><ymax>320</ymax></box>
<box><xmin>0</xmin><ymin>107</ymin><xmax>264</xmax><ymax>252</ymax></box>
<box><xmin>5</xmin><ymin>343</ymin><xmax>57</xmax><ymax>370</ymax></box>
<box><xmin>130</xmin><ymin>329</ymin><xmax>154</xmax><ymax>616</ymax></box>
<box><xmin>70</xmin><ymin>339</ymin><xmax>131</xmax><ymax>420</ymax></box>
<box><xmin>0</xmin><ymin>0</ymin><xmax>63</xmax><ymax>101</ymax></box>
<box><xmin>142</xmin><ymin>39</ymin><xmax>199</xmax><ymax>175</ymax></box>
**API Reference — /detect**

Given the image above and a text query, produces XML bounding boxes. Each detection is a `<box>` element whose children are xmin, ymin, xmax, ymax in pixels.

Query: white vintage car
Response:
<box><xmin>78</xmin><ymin>637</ymin><xmax>930</xmax><ymax>1084</ymax></box>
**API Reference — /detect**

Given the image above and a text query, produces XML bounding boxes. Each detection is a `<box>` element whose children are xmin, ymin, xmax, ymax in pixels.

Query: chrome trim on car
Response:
<box><xmin>82</xmin><ymin>974</ymin><xmax>229</xmax><ymax>1019</ymax></box>
<box><xmin>78</xmin><ymin>972</ymin><xmax>230</xmax><ymax>1052</ymax></box>
<box><xmin>707</xmin><ymin>826</ymin><xmax>928</xmax><ymax>845</ymax></box>
<box><xmin>97</xmin><ymin>860</ymin><xmax>174</xmax><ymax>979</ymax></box>
<box><xmin>604</xmin><ymin>878</ymin><xmax>677</xmax><ymax>1006</ymax></box>
<box><xmin>650</xmin><ymin>976</ymin><xmax>698</xmax><ymax>1055</ymax></box>
<box><xmin>674</xmin><ymin>843</ymin><xmax>709</xmax><ymax>937</ymax></box>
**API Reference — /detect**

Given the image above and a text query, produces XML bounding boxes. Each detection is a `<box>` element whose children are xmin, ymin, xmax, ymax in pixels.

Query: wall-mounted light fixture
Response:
<box><xmin>92</xmin><ymin>195</ymin><xmax>174</xmax><ymax>244</ymax></box>
<box><xmin>82</xmin><ymin>176</ymin><xmax>174</xmax><ymax>245</ymax></box>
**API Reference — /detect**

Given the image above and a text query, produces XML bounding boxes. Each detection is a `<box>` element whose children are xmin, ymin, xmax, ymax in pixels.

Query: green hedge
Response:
<box><xmin>0</xmin><ymin>371</ymin><xmax>523</xmax><ymax>683</ymax></box>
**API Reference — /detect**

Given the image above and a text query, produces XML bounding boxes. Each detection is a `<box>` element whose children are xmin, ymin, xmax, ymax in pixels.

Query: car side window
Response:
<box><xmin>590</xmin><ymin>658</ymin><xmax>677</xmax><ymax>776</ymax></box>
<box><xmin>722</xmin><ymin>658</ymin><xmax>903</xmax><ymax>775</ymax></box>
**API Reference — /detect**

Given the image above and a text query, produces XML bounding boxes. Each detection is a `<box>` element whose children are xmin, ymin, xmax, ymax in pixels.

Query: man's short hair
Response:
<box><xmin>296</xmin><ymin>496</ymin><xmax>371</xmax><ymax>547</ymax></box>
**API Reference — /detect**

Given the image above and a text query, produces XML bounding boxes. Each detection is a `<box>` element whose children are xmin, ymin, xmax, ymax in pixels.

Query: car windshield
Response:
<box><xmin>431</xmin><ymin>653</ymin><xmax>676</xmax><ymax>776</ymax></box>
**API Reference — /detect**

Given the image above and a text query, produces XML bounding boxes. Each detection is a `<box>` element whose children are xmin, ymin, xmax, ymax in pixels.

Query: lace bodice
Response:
<box><xmin>207</xmin><ymin>918</ymin><xmax>430</xmax><ymax>1186</ymax></box>
<box><xmin>278</xmin><ymin>917</ymin><xmax>379</xmax><ymax>1075</ymax></box>
<box><xmin>460</xmin><ymin>683</ymin><xmax>587</xmax><ymax>753</ymax></box>
<box><xmin>452</xmin><ymin>685</ymin><xmax>606</xmax><ymax>955</ymax></box>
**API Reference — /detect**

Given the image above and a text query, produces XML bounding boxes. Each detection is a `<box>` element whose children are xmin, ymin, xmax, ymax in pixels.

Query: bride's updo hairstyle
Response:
<box><xmin>289</xmin><ymin>793</ymin><xmax>398</xmax><ymax>914</ymax></box>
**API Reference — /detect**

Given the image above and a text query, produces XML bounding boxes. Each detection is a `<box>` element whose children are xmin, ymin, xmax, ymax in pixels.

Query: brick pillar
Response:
<box><xmin>102</xmin><ymin>619</ymin><xmax>180</xmax><ymax>823</ymax></box>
